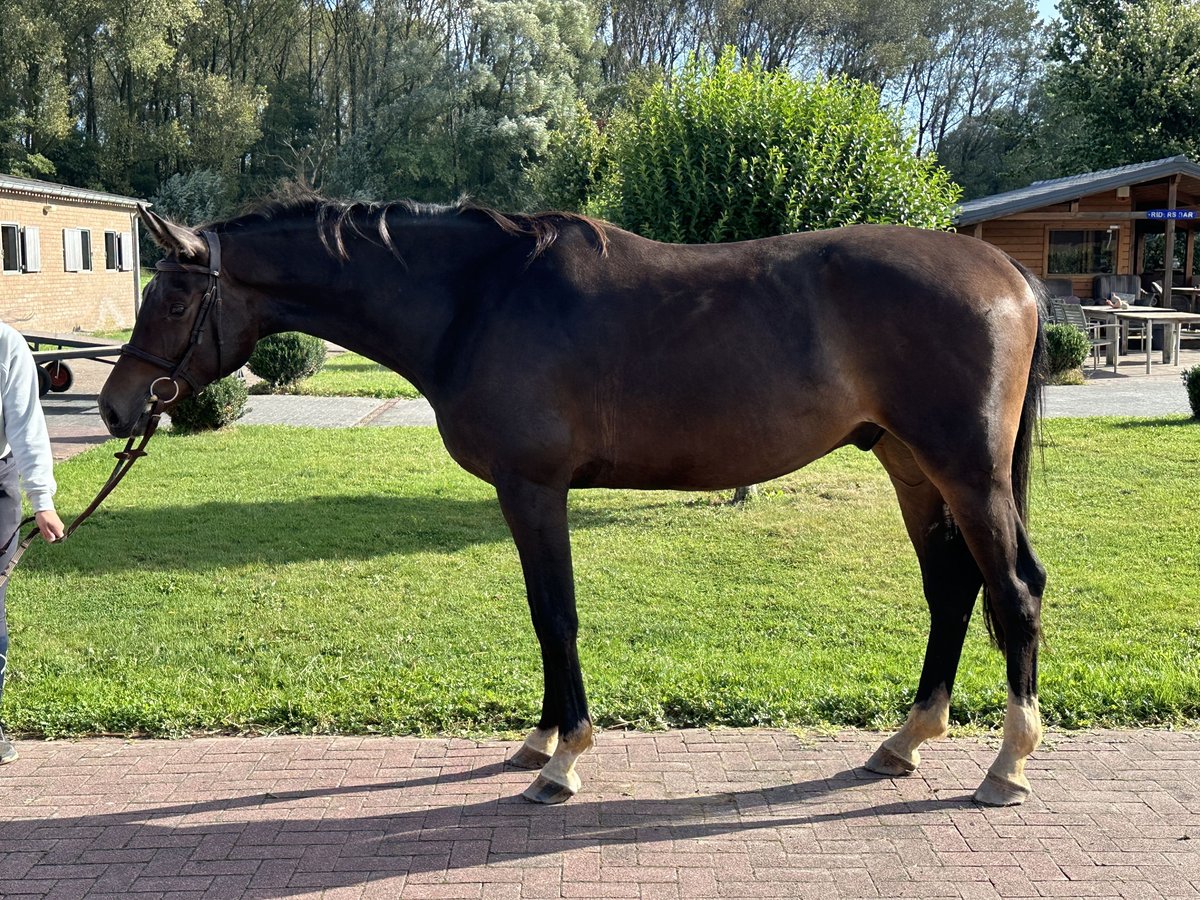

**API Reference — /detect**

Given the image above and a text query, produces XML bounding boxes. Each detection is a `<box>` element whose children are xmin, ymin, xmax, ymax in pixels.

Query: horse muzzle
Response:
<box><xmin>97</xmin><ymin>393</ymin><xmax>150</xmax><ymax>438</ymax></box>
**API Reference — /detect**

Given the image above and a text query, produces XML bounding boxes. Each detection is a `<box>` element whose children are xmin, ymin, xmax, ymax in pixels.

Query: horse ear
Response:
<box><xmin>138</xmin><ymin>205</ymin><xmax>208</xmax><ymax>262</ymax></box>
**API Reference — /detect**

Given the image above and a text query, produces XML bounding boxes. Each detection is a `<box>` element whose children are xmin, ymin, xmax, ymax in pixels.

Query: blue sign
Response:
<box><xmin>1147</xmin><ymin>209</ymin><xmax>1197</xmax><ymax>220</ymax></box>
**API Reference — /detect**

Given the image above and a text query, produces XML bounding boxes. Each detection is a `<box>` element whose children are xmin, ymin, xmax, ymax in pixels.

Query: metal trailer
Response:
<box><xmin>23</xmin><ymin>333</ymin><xmax>122</xmax><ymax>396</ymax></box>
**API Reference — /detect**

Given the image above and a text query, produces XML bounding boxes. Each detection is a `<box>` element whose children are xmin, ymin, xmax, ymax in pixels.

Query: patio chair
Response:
<box><xmin>1051</xmin><ymin>297</ymin><xmax>1118</xmax><ymax>372</ymax></box>
<box><xmin>1042</xmin><ymin>278</ymin><xmax>1075</xmax><ymax>298</ymax></box>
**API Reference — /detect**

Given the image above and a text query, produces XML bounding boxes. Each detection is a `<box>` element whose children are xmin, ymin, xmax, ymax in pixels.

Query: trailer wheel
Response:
<box><xmin>45</xmin><ymin>362</ymin><xmax>74</xmax><ymax>393</ymax></box>
<box><xmin>36</xmin><ymin>365</ymin><xmax>51</xmax><ymax>397</ymax></box>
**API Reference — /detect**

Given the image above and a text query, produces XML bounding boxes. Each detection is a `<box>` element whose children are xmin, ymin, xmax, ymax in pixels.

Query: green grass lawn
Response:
<box><xmin>8</xmin><ymin>417</ymin><xmax>1199</xmax><ymax>738</ymax></box>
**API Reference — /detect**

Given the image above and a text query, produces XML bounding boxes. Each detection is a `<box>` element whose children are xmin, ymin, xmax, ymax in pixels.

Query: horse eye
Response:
<box><xmin>168</xmin><ymin>303</ymin><xmax>187</xmax><ymax>318</ymax></box>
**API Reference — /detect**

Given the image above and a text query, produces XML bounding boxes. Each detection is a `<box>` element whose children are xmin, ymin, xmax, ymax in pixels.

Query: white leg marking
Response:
<box><xmin>988</xmin><ymin>690</ymin><xmax>1041</xmax><ymax>788</ymax></box>
<box><xmin>876</xmin><ymin>687</ymin><xmax>950</xmax><ymax>770</ymax></box>
<box><xmin>887</xmin><ymin>687</ymin><xmax>951</xmax><ymax>760</ymax></box>
<box><xmin>539</xmin><ymin>725</ymin><xmax>592</xmax><ymax>794</ymax></box>
<box><xmin>523</xmin><ymin>726</ymin><xmax>558</xmax><ymax>757</ymax></box>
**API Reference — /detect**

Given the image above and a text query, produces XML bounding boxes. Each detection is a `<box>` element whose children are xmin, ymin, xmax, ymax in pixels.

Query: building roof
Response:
<box><xmin>0</xmin><ymin>173</ymin><xmax>144</xmax><ymax>210</ymax></box>
<box><xmin>953</xmin><ymin>155</ymin><xmax>1200</xmax><ymax>226</ymax></box>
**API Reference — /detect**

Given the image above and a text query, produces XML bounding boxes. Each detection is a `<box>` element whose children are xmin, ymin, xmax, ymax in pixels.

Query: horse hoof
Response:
<box><xmin>509</xmin><ymin>745</ymin><xmax>552</xmax><ymax>770</ymax></box>
<box><xmin>521</xmin><ymin>773</ymin><xmax>579</xmax><ymax>805</ymax></box>
<box><xmin>864</xmin><ymin>744</ymin><xmax>917</xmax><ymax>776</ymax></box>
<box><xmin>973</xmin><ymin>771</ymin><xmax>1031</xmax><ymax>807</ymax></box>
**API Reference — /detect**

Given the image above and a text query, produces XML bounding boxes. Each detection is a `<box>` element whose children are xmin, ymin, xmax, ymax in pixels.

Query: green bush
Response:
<box><xmin>169</xmin><ymin>376</ymin><xmax>248</xmax><ymax>433</ymax></box>
<box><xmin>1183</xmin><ymin>366</ymin><xmax>1200</xmax><ymax>418</ymax></box>
<box><xmin>248</xmin><ymin>332</ymin><xmax>327</xmax><ymax>389</ymax></box>
<box><xmin>589</xmin><ymin>48</ymin><xmax>961</xmax><ymax>241</ymax></box>
<box><xmin>1045</xmin><ymin>323</ymin><xmax>1091</xmax><ymax>376</ymax></box>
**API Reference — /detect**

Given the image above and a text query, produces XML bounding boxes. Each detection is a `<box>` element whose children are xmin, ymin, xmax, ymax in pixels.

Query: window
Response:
<box><xmin>63</xmin><ymin>228</ymin><xmax>93</xmax><ymax>272</ymax></box>
<box><xmin>1144</xmin><ymin>233</ymin><xmax>1186</xmax><ymax>274</ymax></box>
<box><xmin>1047</xmin><ymin>229</ymin><xmax>1117</xmax><ymax>275</ymax></box>
<box><xmin>103</xmin><ymin>229</ymin><xmax>134</xmax><ymax>271</ymax></box>
<box><xmin>119</xmin><ymin>232</ymin><xmax>133</xmax><ymax>271</ymax></box>
<box><xmin>1</xmin><ymin>224</ymin><xmax>20</xmax><ymax>274</ymax></box>
<box><xmin>105</xmin><ymin>231</ymin><xmax>119</xmax><ymax>270</ymax></box>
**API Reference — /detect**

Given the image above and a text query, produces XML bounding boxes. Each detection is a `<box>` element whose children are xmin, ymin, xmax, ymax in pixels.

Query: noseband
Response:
<box><xmin>120</xmin><ymin>230</ymin><xmax>224</xmax><ymax>400</ymax></box>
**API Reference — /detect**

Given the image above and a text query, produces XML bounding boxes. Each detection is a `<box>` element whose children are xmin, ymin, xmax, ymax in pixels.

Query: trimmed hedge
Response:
<box><xmin>1045</xmin><ymin>323</ymin><xmax>1091</xmax><ymax>376</ymax></box>
<box><xmin>590</xmin><ymin>49</ymin><xmax>960</xmax><ymax>241</ymax></box>
<box><xmin>1183</xmin><ymin>365</ymin><xmax>1200</xmax><ymax>418</ymax></box>
<box><xmin>169</xmin><ymin>376</ymin><xmax>249</xmax><ymax>433</ymax></box>
<box><xmin>248</xmin><ymin>332</ymin><xmax>327</xmax><ymax>389</ymax></box>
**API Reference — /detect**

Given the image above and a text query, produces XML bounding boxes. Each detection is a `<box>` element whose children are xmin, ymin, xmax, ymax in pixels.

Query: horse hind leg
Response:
<box><xmin>865</xmin><ymin>435</ymin><xmax>983</xmax><ymax>777</ymax></box>
<box><xmin>921</xmin><ymin>460</ymin><xmax>1046</xmax><ymax>806</ymax></box>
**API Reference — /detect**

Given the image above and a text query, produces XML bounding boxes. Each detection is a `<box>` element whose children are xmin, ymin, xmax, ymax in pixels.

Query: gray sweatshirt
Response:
<box><xmin>0</xmin><ymin>323</ymin><xmax>56</xmax><ymax>512</ymax></box>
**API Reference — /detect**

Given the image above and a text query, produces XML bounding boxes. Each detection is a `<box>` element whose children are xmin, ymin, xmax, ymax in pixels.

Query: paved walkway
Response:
<box><xmin>3</xmin><ymin>729</ymin><xmax>1198</xmax><ymax>899</ymax></box>
<box><xmin>12</xmin><ymin>354</ymin><xmax>1198</xmax><ymax>898</ymax></box>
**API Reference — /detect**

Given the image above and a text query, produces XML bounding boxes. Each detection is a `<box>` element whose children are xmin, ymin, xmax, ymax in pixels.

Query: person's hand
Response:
<box><xmin>35</xmin><ymin>509</ymin><xmax>65</xmax><ymax>543</ymax></box>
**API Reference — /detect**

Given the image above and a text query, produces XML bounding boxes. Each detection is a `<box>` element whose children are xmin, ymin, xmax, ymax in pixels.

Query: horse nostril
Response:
<box><xmin>98</xmin><ymin>398</ymin><xmax>122</xmax><ymax>432</ymax></box>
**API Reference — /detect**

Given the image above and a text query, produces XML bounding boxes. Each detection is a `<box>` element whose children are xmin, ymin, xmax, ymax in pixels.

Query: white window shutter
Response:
<box><xmin>119</xmin><ymin>232</ymin><xmax>133</xmax><ymax>271</ymax></box>
<box><xmin>22</xmin><ymin>226</ymin><xmax>40</xmax><ymax>272</ymax></box>
<box><xmin>64</xmin><ymin>228</ymin><xmax>81</xmax><ymax>272</ymax></box>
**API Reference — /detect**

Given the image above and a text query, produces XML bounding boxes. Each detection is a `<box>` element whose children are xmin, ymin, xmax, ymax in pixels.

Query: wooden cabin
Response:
<box><xmin>953</xmin><ymin>156</ymin><xmax>1200</xmax><ymax>308</ymax></box>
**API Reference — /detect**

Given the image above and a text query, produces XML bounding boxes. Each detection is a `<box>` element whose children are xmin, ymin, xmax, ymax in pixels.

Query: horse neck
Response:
<box><xmin>238</xmin><ymin>217</ymin><xmax>507</xmax><ymax>396</ymax></box>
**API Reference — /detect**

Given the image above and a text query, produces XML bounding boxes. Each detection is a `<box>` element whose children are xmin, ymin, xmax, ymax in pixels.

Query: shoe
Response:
<box><xmin>0</xmin><ymin>730</ymin><xmax>17</xmax><ymax>764</ymax></box>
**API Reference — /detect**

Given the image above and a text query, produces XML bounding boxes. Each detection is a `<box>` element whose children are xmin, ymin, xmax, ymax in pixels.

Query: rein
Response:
<box><xmin>0</xmin><ymin>230</ymin><xmax>225</xmax><ymax>589</ymax></box>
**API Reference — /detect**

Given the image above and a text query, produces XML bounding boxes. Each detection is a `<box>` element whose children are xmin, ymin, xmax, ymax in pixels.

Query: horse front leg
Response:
<box><xmin>495</xmin><ymin>475</ymin><xmax>592</xmax><ymax>804</ymax></box>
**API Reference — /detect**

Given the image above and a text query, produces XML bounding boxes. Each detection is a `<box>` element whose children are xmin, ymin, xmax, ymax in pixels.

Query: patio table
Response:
<box><xmin>1082</xmin><ymin>307</ymin><xmax>1200</xmax><ymax>373</ymax></box>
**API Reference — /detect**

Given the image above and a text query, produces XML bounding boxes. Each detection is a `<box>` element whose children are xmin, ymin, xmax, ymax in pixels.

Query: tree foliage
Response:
<box><xmin>0</xmin><ymin>0</ymin><xmax>1043</xmax><ymax>207</ymax></box>
<box><xmin>1044</xmin><ymin>0</ymin><xmax>1200</xmax><ymax>172</ymax></box>
<box><xmin>591</xmin><ymin>50</ymin><xmax>960</xmax><ymax>243</ymax></box>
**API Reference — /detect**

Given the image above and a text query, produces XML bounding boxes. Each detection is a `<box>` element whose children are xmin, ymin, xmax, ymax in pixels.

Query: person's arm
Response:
<box><xmin>0</xmin><ymin>334</ymin><xmax>63</xmax><ymax>542</ymax></box>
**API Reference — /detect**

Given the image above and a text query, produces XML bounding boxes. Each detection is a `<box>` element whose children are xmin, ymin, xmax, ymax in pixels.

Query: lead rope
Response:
<box><xmin>0</xmin><ymin>402</ymin><xmax>165</xmax><ymax>590</ymax></box>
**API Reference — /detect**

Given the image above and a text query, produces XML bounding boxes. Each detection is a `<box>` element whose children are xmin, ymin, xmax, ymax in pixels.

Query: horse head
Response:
<box><xmin>99</xmin><ymin>207</ymin><xmax>258</xmax><ymax>437</ymax></box>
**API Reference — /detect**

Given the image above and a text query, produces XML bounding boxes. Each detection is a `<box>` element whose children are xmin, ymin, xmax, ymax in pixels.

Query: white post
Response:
<box><xmin>130</xmin><ymin>211</ymin><xmax>142</xmax><ymax>318</ymax></box>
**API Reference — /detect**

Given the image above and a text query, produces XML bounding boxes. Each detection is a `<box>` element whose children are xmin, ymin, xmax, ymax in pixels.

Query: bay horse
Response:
<box><xmin>99</xmin><ymin>199</ymin><xmax>1047</xmax><ymax>807</ymax></box>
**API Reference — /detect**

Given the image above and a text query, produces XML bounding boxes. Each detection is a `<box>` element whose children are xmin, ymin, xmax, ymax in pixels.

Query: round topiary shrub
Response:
<box><xmin>1182</xmin><ymin>365</ymin><xmax>1200</xmax><ymax>418</ymax></box>
<box><xmin>1044</xmin><ymin>324</ymin><xmax>1090</xmax><ymax>379</ymax></box>
<box><xmin>169</xmin><ymin>376</ymin><xmax>249</xmax><ymax>433</ymax></box>
<box><xmin>247</xmin><ymin>332</ymin><xmax>327</xmax><ymax>389</ymax></box>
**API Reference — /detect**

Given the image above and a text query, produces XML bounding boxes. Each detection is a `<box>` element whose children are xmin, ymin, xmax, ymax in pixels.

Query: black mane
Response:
<box><xmin>210</xmin><ymin>191</ymin><xmax>608</xmax><ymax>261</ymax></box>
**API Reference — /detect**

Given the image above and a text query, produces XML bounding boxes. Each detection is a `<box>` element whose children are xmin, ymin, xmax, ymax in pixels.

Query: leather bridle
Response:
<box><xmin>120</xmin><ymin>230</ymin><xmax>225</xmax><ymax>402</ymax></box>
<box><xmin>0</xmin><ymin>231</ymin><xmax>227</xmax><ymax>589</ymax></box>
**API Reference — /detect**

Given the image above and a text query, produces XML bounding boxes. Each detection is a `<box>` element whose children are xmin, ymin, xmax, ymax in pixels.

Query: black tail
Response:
<box><xmin>982</xmin><ymin>258</ymin><xmax>1047</xmax><ymax>651</ymax></box>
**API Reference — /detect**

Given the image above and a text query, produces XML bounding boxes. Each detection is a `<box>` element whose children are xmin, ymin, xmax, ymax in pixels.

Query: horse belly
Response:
<box><xmin>576</xmin><ymin>400</ymin><xmax>856</xmax><ymax>491</ymax></box>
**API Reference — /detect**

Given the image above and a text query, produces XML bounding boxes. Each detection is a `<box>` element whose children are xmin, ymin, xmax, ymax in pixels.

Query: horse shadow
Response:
<box><xmin>0</xmin><ymin>753</ymin><xmax>979</xmax><ymax>897</ymax></box>
<box><xmin>19</xmin><ymin>493</ymin><xmax>631</xmax><ymax>576</ymax></box>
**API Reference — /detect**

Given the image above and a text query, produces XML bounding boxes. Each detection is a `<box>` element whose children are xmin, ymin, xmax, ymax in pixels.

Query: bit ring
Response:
<box><xmin>149</xmin><ymin>377</ymin><xmax>180</xmax><ymax>404</ymax></box>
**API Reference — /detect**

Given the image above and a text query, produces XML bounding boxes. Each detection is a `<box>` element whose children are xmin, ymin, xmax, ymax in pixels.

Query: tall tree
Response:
<box><xmin>1044</xmin><ymin>0</ymin><xmax>1200</xmax><ymax>171</ymax></box>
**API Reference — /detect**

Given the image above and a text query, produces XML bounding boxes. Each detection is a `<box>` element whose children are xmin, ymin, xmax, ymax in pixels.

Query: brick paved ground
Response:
<box><xmin>0</xmin><ymin>729</ymin><xmax>1196</xmax><ymax>899</ymax></box>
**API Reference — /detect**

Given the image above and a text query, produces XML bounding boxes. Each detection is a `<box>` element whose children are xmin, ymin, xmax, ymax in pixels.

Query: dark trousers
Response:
<box><xmin>0</xmin><ymin>453</ymin><xmax>21</xmax><ymax>707</ymax></box>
